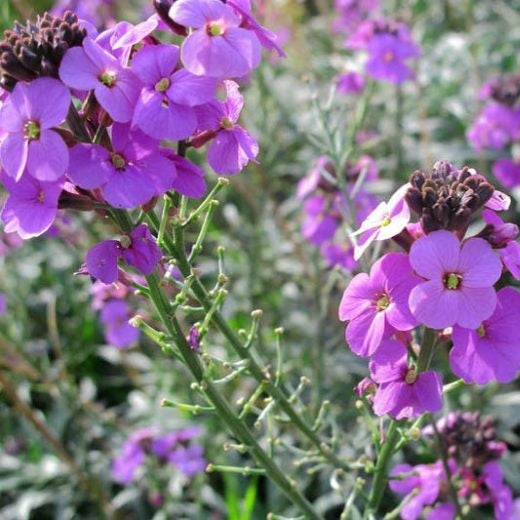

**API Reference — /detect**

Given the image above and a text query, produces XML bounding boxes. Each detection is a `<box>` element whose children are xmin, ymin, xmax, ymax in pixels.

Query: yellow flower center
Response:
<box><xmin>100</xmin><ymin>72</ymin><xmax>116</xmax><ymax>87</ymax></box>
<box><xmin>380</xmin><ymin>216</ymin><xmax>391</xmax><ymax>227</ymax></box>
<box><xmin>383</xmin><ymin>51</ymin><xmax>395</xmax><ymax>62</ymax></box>
<box><xmin>155</xmin><ymin>77</ymin><xmax>170</xmax><ymax>93</ymax></box>
<box><xmin>405</xmin><ymin>368</ymin><xmax>417</xmax><ymax>384</ymax></box>
<box><xmin>477</xmin><ymin>324</ymin><xmax>486</xmax><ymax>338</ymax></box>
<box><xmin>376</xmin><ymin>293</ymin><xmax>390</xmax><ymax>311</ymax></box>
<box><xmin>220</xmin><ymin>116</ymin><xmax>234</xmax><ymax>130</ymax></box>
<box><xmin>111</xmin><ymin>153</ymin><xmax>126</xmax><ymax>170</ymax></box>
<box><xmin>444</xmin><ymin>273</ymin><xmax>461</xmax><ymax>290</ymax></box>
<box><xmin>207</xmin><ymin>22</ymin><xmax>224</xmax><ymax>36</ymax></box>
<box><xmin>24</xmin><ymin>120</ymin><xmax>40</xmax><ymax>140</ymax></box>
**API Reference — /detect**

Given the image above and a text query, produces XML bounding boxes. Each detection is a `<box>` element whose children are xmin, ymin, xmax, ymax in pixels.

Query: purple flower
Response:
<box><xmin>166</xmin><ymin>153</ymin><xmax>207</xmax><ymax>198</ymax></box>
<box><xmin>131</xmin><ymin>43</ymin><xmax>216</xmax><ymax>140</ymax></box>
<box><xmin>169</xmin><ymin>0</ymin><xmax>261</xmax><ymax>78</ymax></box>
<box><xmin>320</xmin><ymin>242</ymin><xmax>357</xmax><ymax>271</ymax></box>
<box><xmin>500</xmin><ymin>241</ymin><xmax>520</xmax><ymax>279</ymax></box>
<box><xmin>85</xmin><ymin>239</ymin><xmax>122</xmax><ymax>284</ymax></box>
<box><xmin>302</xmin><ymin>196</ymin><xmax>341</xmax><ymax>246</ymax></box>
<box><xmin>483</xmin><ymin>462</ymin><xmax>515</xmax><ymax>520</ymax></box>
<box><xmin>195</xmin><ymin>81</ymin><xmax>258</xmax><ymax>174</ymax></box>
<box><xmin>0</xmin><ymin>293</ymin><xmax>6</xmax><ymax>315</ymax></box>
<box><xmin>59</xmin><ymin>37</ymin><xmax>140</xmax><ymax>122</ymax></box>
<box><xmin>169</xmin><ymin>443</ymin><xmax>206</xmax><ymax>476</ymax></box>
<box><xmin>85</xmin><ymin>224</ymin><xmax>162</xmax><ymax>284</ymax></box>
<box><xmin>337</xmin><ymin>71</ymin><xmax>365</xmax><ymax>94</ymax></box>
<box><xmin>370</xmin><ymin>339</ymin><xmax>443</xmax><ymax>419</ymax></box>
<box><xmin>339</xmin><ymin>253</ymin><xmax>420</xmax><ymax>357</ymax></box>
<box><xmin>482</xmin><ymin>209</ymin><xmax>519</xmax><ymax>248</ymax></box>
<box><xmin>450</xmin><ymin>288</ymin><xmax>520</xmax><ymax>384</ymax></box>
<box><xmin>492</xmin><ymin>158</ymin><xmax>520</xmax><ymax>189</ymax></box>
<box><xmin>467</xmin><ymin>103</ymin><xmax>520</xmax><ymax>151</ymax></box>
<box><xmin>1</xmin><ymin>173</ymin><xmax>63</xmax><ymax>239</ymax></box>
<box><xmin>389</xmin><ymin>461</ymin><xmax>448</xmax><ymax>520</ymax></box>
<box><xmin>112</xmin><ymin>428</ymin><xmax>157</xmax><ymax>484</ymax></box>
<box><xmin>427</xmin><ymin>503</ymin><xmax>456</xmax><ymax>520</ymax></box>
<box><xmin>0</xmin><ymin>78</ymin><xmax>70</xmax><ymax>182</ymax></box>
<box><xmin>187</xmin><ymin>327</ymin><xmax>200</xmax><ymax>350</ymax></box>
<box><xmin>365</xmin><ymin>32</ymin><xmax>419</xmax><ymax>84</ymax></box>
<box><xmin>121</xmin><ymin>224</ymin><xmax>163</xmax><ymax>276</ymax></box>
<box><xmin>353</xmin><ymin>184</ymin><xmax>410</xmax><ymax>260</ymax></box>
<box><xmin>100</xmin><ymin>299</ymin><xmax>139</xmax><ymax>348</ymax></box>
<box><xmin>408</xmin><ymin>230</ymin><xmax>502</xmax><ymax>329</ymax></box>
<box><xmin>227</xmin><ymin>0</ymin><xmax>285</xmax><ymax>57</ymax></box>
<box><xmin>68</xmin><ymin>124</ymin><xmax>173</xmax><ymax>209</ymax></box>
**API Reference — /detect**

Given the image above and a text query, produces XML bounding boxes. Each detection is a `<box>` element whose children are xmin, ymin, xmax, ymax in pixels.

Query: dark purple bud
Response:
<box><xmin>187</xmin><ymin>327</ymin><xmax>200</xmax><ymax>351</ymax></box>
<box><xmin>153</xmin><ymin>0</ymin><xmax>188</xmax><ymax>35</ymax></box>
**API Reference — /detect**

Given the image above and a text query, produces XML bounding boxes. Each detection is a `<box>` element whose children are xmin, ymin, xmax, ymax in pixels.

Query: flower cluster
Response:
<box><xmin>341</xmin><ymin>161</ymin><xmax>520</xmax><ymax>419</ymax></box>
<box><xmin>112</xmin><ymin>426</ymin><xmax>205</xmax><ymax>485</ymax></box>
<box><xmin>333</xmin><ymin>2</ymin><xmax>420</xmax><ymax>90</ymax></box>
<box><xmin>297</xmin><ymin>155</ymin><xmax>378</xmax><ymax>271</ymax></box>
<box><xmin>390</xmin><ymin>412</ymin><xmax>519</xmax><ymax>520</ymax></box>
<box><xmin>467</xmin><ymin>73</ymin><xmax>520</xmax><ymax>189</ymax></box>
<box><xmin>0</xmin><ymin>1</ymin><xmax>281</xmax><ymax>282</ymax></box>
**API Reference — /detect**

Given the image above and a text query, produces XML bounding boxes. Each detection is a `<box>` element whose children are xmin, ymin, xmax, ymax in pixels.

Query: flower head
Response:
<box><xmin>369</xmin><ymin>339</ymin><xmax>443</xmax><ymax>419</ymax></box>
<box><xmin>0</xmin><ymin>77</ymin><xmax>70</xmax><ymax>181</ymax></box>
<box><xmin>409</xmin><ymin>230</ymin><xmax>502</xmax><ymax>329</ymax></box>
<box><xmin>339</xmin><ymin>253</ymin><xmax>420</xmax><ymax>356</ymax></box>
<box><xmin>169</xmin><ymin>0</ymin><xmax>261</xmax><ymax>78</ymax></box>
<box><xmin>100</xmin><ymin>299</ymin><xmax>139</xmax><ymax>349</ymax></box>
<box><xmin>450</xmin><ymin>287</ymin><xmax>520</xmax><ymax>384</ymax></box>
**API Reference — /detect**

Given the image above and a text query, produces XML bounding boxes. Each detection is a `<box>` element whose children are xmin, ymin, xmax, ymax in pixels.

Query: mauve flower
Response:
<box><xmin>131</xmin><ymin>43</ymin><xmax>216</xmax><ymax>140</ymax></box>
<box><xmin>166</xmin><ymin>153</ymin><xmax>207</xmax><ymax>198</ymax></box>
<box><xmin>86</xmin><ymin>240</ymin><xmax>122</xmax><ymax>283</ymax></box>
<box><xmin>339</xmin><ymin>253</ymin><xmax>420</xmax><ymax>357</ymax></box>
<box><xmin>68</xmin><ymin>124</ymin><xmax>173</xmax><ymax>208</ymax></box>
<box><xmin>352</xmin><ymin>184</ymin><xmax>410</xmax><ymax>261</ymax></box>
<box><xmin>467</xmin><ymin>103</ymin><xmax>520</xmax><ymax>151</ymax></box>
<box><xmin>450</xmin><ymin>288</ymin><xmax>520</xmax><ymax>384</ymax></box>
<box><xmin>86</xmin><ymin>224</ymin><xmax>162</xmax><ymax>284</ymax></box>
<box><xmin>59</xmin><ymin>37</ymin><xmax>140</xmax><ymax>122</ymax></box>
<box><xmin>169</xmin><ymin>0</ymin><xmax>261</xmax><ymax>78</ymax></box>
<box><xmin>320</xmin><ymin>242</ymin><xmax>357</xmax><ymax>271</ymax></box>
<box><xmin>389</xmin><ymin>461</ymin><xmax>448</xmax><ymax>520</ymax></box>
<box><xmin>427</xmin><ymin>503</ymin><xmax>456</xmax><ymax>520</ymax></box>
<box><xmin>483</xmin><ymin>462</ymin><xmax>515</xmax><ymax>520</ymax></box>
<box><xmin>302</xmin><ymin>196</ymin><xmax>341</xmax><ymax>246</ymax></box>
<box><xmin>500</xmin><ymin>240</ymin><xmax>520</xmax><ymax>279</ymax></box>
<box><xmin>195</xmin><ymin>81</ymin><xmax>258</xmax><ymax>174</ymax></box>
<box><xmin>1</xmin><ymin>172</ymin><xmax>63</xmax><ymax>239</ymax></box>
<box><xmin>121</xmin><ymin>224</ymin><xmax>163</xmax><ymax>276</ymax></box>
<box><xmin>100</xmin><ymin>299</ymin><xmax>139</xmax><ymax>348</ymax></box>
<box><xmin>492</xmin><ymin>158</ymin><xmax>520</xmax><ymax>189</ymax></box>
<box><xmin>169</xmin><ymin>444</ymin><xmax>206</xmax><ymax>476</ymax></box>
<box><xmin>0</xmin><ymin>78</ymin><xmax>70</xmax><ymax>182</ymax></box>
<box><xmin>226</xmin><ymin>0</ymin><xmax>285</xmax><ymax>57</ymax></box>
<box><xmin>112</xmin><ymin>428</ymin><xmax>157</xmax><ymax>484</ymax></box>
<box><xmin>482</xmin><ymin>209</ymin><xmax>519</xmax><ymax>248</ymax></box>
<box><xmin>365</xmin><ymin>32</ymin><xmax>419</xmax><ymax>84</ymax></box>
<box><xmin>409</xmin><ymin>230</ymin><xmax>502</xmax><ymax>329</ymax></box>
<box><xmin>370</xmin><ymin>339</ymin><xmax>443</xmax><ymax>419</ymax></box>
<box><xmin>337</xmin><ymin>71</ymin><xmax>365</xmax><ymax>94</ymax></box>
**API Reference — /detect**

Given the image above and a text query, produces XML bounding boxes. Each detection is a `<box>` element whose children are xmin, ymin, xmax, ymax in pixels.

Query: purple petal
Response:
<box><xmin>168</xmin><ymin>69</ymin><xmax>217</xmax><ymax>106</ymax></box>
<box><xmin>59</xmin><ymin>47</ymin><xmax>100</xmax><ymax>90</ymax></box>
<box><xmin>68</xmin><ymin>144</ymin><xmax>112</xmax><ymax>189</ymax></box>
<box><xmin>207</xmin><ymin>127</ymin><xmax>258</xmax><ymax>174</ymax></box>
<box><xmin>169</xmin><ymin>0</ymin><xmax>238</xmax><ymax>29</ymax></box>
<box><xmin>409</xmin><ymin>230</ymin><xmax>460</xmax><ymax>279</ymax></box>
<box><xmin>456</xmin><ymin>287</ymin><xmax>497</xmax><ymax>329</ymax></box>
<box><xmin>131</xmin><ymin>44</ymin><xmax>179</xmax><ymax>85</ymax></box>
<box><xmin>102</xmin><ymin>165</ymin><xmax>156</xmax><ymax>209</ymax></box>
<box><xmin>338</xmin><ymin>272</ymin><xmax>374</xmax><ymax>321</ymax></box>
<box><xmin>22</xmin><ymin>78</ymin><xmax>71</xmax><ymax>128</ymax></box>
<box><xmin>458</xmin><ymin>238</ymin><xmax>502</xmax><ymax>287</ymax></box>
<box><xmin>26</xmin><ymin>130</ymin><xmax>69</xmax><ymax>181</ymax></box>
<box><xmin>1</xmin><ymin>132</ymin><xmax>28</xmax><ymax>181</ymax></box>
<box><xmin>346</xmin><ymin>307</ymin><xmax>386</xmax><ymax>357</ymax></box>
<box><xmin>95</xmin><ymin>69</ymin><xmax>140</xmax><ymax>123</ymax></box>
<box><xmin>409</xmin><ymin>280</ymin><xmax>459</xmax><ymax>329</ymax></box>
<box><xmin>86</xmin><ymin>240</ymin><xmax>122</xmax><ymax>284</ymax></box>
<box><xmin>169</xmin><ymin>154</ymin><xmax>206</xmax><ymax>198</ymax></box>
<box><xmin>0</xmin><ymin>98</ymin><xmax>25</xmax><ymax>132</ymax></box>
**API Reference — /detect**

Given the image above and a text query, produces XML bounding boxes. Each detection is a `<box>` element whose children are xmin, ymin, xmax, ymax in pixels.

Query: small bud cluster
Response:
<box><xmin>390</xmin><ymin>412</ymin><xmax>518</xmax><ymax>520</ymax></box>
<box><xmin>0</xmin><ymin>11</ymin><xmax>86</xmax><ymax>91</ymax></box>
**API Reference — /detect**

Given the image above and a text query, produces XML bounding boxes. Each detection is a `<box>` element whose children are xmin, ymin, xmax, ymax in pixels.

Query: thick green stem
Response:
<box><xmin>145</xmin><ymin>273</ymin><xmax>322</xmax><ymax>520</ymax></box>
<box><xmin>366</xmin><ymin>326</ymin><xmax>437</xmax><ymax>515</ymax></box>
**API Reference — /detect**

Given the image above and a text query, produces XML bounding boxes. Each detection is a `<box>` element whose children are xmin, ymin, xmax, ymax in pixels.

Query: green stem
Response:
<box><xmin>144</xmin><ymin>273</ymin><xmax>323</xmax><ymax>520</ymax></box>
<box><xmin>417</xmin><ymin>328</ymin><xmax>436</xmax><ymax>372</ymax></box>
<box><xmin>171</xmin><ymin>223</ymin><xmax>350</xmax><ymax>472</ymax></box>
<box><xmin>367</xmin><ymin>420</ymin><xmax>400</xmax><ymax>513</ymax></box>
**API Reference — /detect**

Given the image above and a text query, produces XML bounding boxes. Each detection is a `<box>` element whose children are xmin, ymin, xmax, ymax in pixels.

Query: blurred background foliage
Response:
<box><xmin>1</xmin><ymin>0</ymin><xmax>520</xmax><ymax>519</ymax></box>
